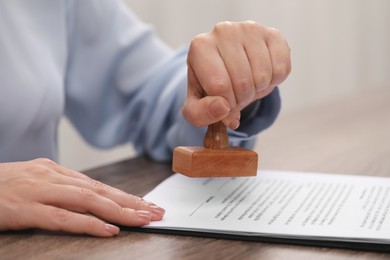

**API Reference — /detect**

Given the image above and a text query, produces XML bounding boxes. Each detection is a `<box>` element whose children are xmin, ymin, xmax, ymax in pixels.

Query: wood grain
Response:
<box><xmin>173</xmin><ymin>146</ymin><xmax>258</xmax><ymax>177</ymax></box>
<box><xmin>1</xmin><ymin>88</ymin><xmax>389</xmax><ymax>260</ymax></box>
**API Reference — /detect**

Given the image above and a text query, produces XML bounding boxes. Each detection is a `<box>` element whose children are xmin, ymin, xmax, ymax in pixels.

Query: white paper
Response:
<box><xmin>143</xmin><ymin>170</ymin><xmax>390</xmax><ymax>244</ymax></box>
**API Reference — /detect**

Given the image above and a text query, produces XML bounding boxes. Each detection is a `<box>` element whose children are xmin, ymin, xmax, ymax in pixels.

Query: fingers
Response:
<box><xmin>265</xmin><ymin>27</ymin><xmax>292</xmax><ymax>87</ymax></box>
<box><xmin>215</xmin><ymin>33</ymin><xmax>257</xmax><ymax>129</ymax></box>
<box><xmin>0</xmin><ymin>159</ymin><xmax>165</xmax><ymax>236</ymax></box>
<box><xmin>50</xmin><ymin>175</ymin><xmax>165</xmax><ymax>221</ymax></box>
<box><xmin>244</xmin><ymin>32</ymin><xmax>273</xmax><ymax>93</ymax></box>
<box><xmin>15</xmin><ymin>158</ymin><xmax>165</xmax><ymax>221</ymax></box>
<box><xmin>215</xmin><ymin>23</ymin><xmax>257</xmax><ymax>108</ymax></box>
<box><xmin>185</xmin><ymin>21</ymin><xmax>291</xmax><ymax>128</ymax></box>
<box><xmin>183</xmin><ymin>66</ymin><xmax>230</xmax><ymax>127</ymax></box>
<box><xmin>29</xmin><ymin>158</ymin><xmax>165</xmax><ymax>220</ymax></box>
<box><xmin>29</xmin><ymin>204</ymin><xmax>121</xmax><ymax>237</ymax></box>
<box><xmin>185</xmin><ymin>35</ymin><xmax>241</xmax><ymax>129</ymax></box>
<box><xmin>183</xmin><ymin>64</ymin><xmax>242</xmax><ymax>129</ymax></box>
<box><xmin>0</xmin><ymin>177</ymin><xmax>121</xmax><ymax>237</ymax></box>
<box><xmin>38</xmin><ymin>184</ymin><xmax>154</xmax><ymax>227</ymax></box>
<box><xmin>187</xmin><ymin>34</ymin><xmax>236</xmax><ymax>108</ymax></box>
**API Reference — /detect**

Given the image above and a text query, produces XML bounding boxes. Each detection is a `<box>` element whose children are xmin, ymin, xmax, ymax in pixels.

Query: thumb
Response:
<box><xmin>182</xmin><ymin>95</ymin><xmax>230</xmax><ymax>127</ymax></box>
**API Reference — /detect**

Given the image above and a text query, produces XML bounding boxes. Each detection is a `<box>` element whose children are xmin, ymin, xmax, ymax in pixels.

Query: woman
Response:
<box><xmin>0</xmin><ymin>0</ymin><xmax>291</xmax><ymax>236</ymax></box>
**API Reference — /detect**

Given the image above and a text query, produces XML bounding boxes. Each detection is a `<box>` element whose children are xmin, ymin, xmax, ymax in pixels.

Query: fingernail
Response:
<box><xmin>209</xmin><ymin>99</ymin><xmax>230</xmax><ymax>118</ymax></box>
<box><xmin>256</xmin><ymin>83</ymin><xmax>267</xmax><ymax>92</ymax></box>
<box><xmin>141</xmin><ymin>199</ymin><xmax>165</xmax><ymax>218</ymax></box>
<box><xmin>229</xmin><ymin>118</ymin><xmax>240</xmax><ymax>130</ymax></box>
<box><xmin>141</xmin><ymin>199</ymin><xmax>155</xmax><ymax>206</ymax></box>
<box><xmin>150</xmin><ymin>205</ymin><xmax>165</xmax><ymax>217</ymax></box>
<box><xmin>136</xmin><ymin>210</ymin><xmax>152</xmax><ymax>220</ymax></box>
<box><xmin>104</xmin><ymin>223</ymin><xmax>120</xmax><ymax>236</ymax></box>
<box><xmin>141</xmin><ymin>200</ymin><xmax>159</xmax><ymax>209</ymax></box>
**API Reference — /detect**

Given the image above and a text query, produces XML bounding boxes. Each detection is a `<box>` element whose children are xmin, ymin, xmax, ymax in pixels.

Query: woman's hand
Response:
<box><xmin>183</xmin><ymin>21</ymin><xmax>291</xmax><ymax>129</ymax></box>
<box><xmin>0</xmin><ymin>158</ymin><xmax>165</xmax><ymax>237</ymax></box>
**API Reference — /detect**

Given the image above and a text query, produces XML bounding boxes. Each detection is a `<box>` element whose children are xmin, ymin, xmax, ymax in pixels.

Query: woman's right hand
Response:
<box><xmin>0</xmin><ymin>158</ymin><xmax>165</xmax><ymax>237</ymax></box>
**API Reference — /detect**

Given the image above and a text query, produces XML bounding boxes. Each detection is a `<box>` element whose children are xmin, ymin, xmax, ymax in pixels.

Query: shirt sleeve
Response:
<box><xmin>64</xmin><ymin>0</ymin><xmax>281</xmax><ymax>162</ymax></box>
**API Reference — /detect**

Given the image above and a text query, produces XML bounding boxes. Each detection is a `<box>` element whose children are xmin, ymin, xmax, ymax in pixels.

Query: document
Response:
<box><xmin>142</xmin><ymin>170</ymin><xmax>390</xmax><ymax>250</ymax></box>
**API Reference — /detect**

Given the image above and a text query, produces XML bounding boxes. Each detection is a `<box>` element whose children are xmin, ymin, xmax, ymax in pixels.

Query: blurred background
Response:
<box><xmin>59</xmin><ymin>0</ymin><xmax>390</xmax><ymax>170</ymax></box>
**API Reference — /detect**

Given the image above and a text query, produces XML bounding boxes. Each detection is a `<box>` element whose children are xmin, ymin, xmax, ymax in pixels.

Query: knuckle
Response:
<box><xmin>254</xmin><ymin>72</ymin><xmax>272</xmax><ymax>87</ymax></box>
<box><xmin>90</xmin><ymin>179</ymin><xmax>110</xmax><ymax>196</ymax></box>
<box><xmin>213</xmin><ymin>21</ymin><xmax>232</xmax><ymax>33</ymax></box>
<box><xmin>232</xmin><ymin>78</ymin><xmax>254</xmax><ymax>106</ymax></box>
<box><xmin>234</xmin><ymin>21</ymin><xmax>266</xmax><ymax>37</ymax></box>
<box><xmin>117</xmin><ymin>207</ymin><xmax>128</xmax><ymax>219</ymax></box>
<box><xmin>132</xmin><ymin>197</ymin><xmax>145</xmax><ymax>209</ymax></box>
<box><xmin>213</xmin><ymin>21</ymin><xmax>242</xmax><ymax>40</ymax></box>
<box><xmin>243</xmin><ymin>20</ymin><xmax>257</xmax><ymax>25</ymax></box>
<box><xmin>266</xmin><ymin>27</ymin><xmax>282</xmax><ymax>37</ymax></box>
<box><xmin>181</xmin><ymin>103</ymin><xmax>190</xmax><ymax>118</ymax></box>
<box><xmin>52</xmin><ymin>208</ymin><xmax>69</xmax><ymax>224</ymax></box>
<box><xmin>209</xmin><ymin>77</ymin><xmax>230</xmax><ymax>95</ymax></box>
<box><xmin>33</xmin><ymin>158</ymin><xmax>56</xmax><ymax>166</ymax></box>
<box><xmin>212</xmin><ymin>21</ymin><xmax>270</xmax><ymax>40</ymax></box>
<box><xmin>31</xmin><ymin>165</ymin><xmax>52</xmax><ymax>176</ymax></box>
<box><xmin>273</xmin><ymin>63</ymin><xmax>292</xmax><ymax>79</ymax></box>
<box><xmin>266</xmin><ymin>27</ymin><xmax>290</xmax><ymax>50</ymax></box>
<box><xmin>245</xmin><ymin>21</ymin><xmax>265</xmax><ymax>33</ymax></box>
<box><xmin>80</xmin><ymin>188</ymin><xmax>97</xmax><ymax>201</ymax></box>
<box><xmin>181</xmin><ymin>104</ymin><xmax>197</xmax><ymax>125</ymax></box>
<box><xmin>233</xmin><ymin>78</ymin><xmax>253</xmax><ymax>92</ymax></box>
<box><xmin>189</xmin><ymin>34</ymin><xmax>209</xmax><ymax>52</ymax></box>
<box><xmin>28</xmin><ymin>158</ymin><xmax>56</xmax><ymax>176</ymax></box>
<box><xmin>85</xmin><ymin>215</ymin><xmax>98</xmax><ymax>230</ymax></box>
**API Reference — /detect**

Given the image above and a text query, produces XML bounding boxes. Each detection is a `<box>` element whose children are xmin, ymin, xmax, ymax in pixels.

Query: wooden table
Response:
<box><xmin>1</xmin><ymin>88</ymin><xmax>389</xmax><ymax>259</ymax></box>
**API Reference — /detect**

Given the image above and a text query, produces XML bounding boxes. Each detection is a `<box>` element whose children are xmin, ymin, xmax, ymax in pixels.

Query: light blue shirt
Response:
<box><xmin>0</xmin><ymin>0</ymin><xmax>281</xmax><ymax>163</ymax></box>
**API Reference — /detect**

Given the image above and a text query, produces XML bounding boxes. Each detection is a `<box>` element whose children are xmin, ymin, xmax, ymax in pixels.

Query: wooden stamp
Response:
<box><xmin>172</xmin><ymin>121</ymin><xmax>258</xmax><ymax>177</ymax></box>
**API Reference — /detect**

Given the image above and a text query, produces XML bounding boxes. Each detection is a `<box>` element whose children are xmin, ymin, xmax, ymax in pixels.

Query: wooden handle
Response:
<box><xmin>203</xmin><ymin>121</ymin><xmax>229</xmax><ymax>150</ymax></box>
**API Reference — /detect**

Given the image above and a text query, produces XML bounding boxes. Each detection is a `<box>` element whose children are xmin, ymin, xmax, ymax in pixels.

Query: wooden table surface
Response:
<box><xmin>1</xmin><ymin>88</ymin><xmax>389</xmax><ymax>260</ymax></box>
